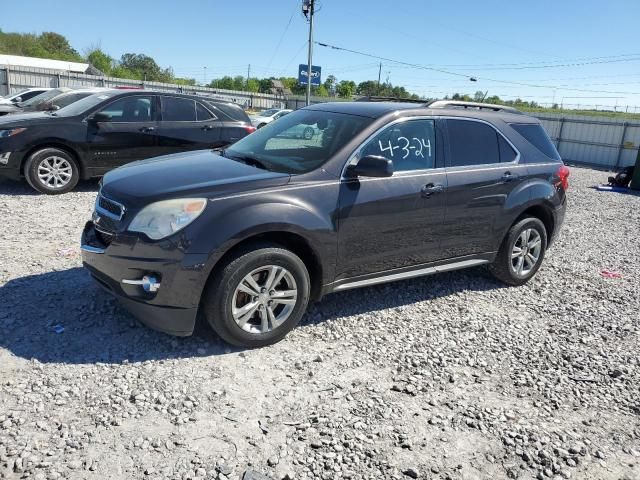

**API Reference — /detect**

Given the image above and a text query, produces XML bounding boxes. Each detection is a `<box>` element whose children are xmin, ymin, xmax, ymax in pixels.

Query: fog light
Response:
<box><xmin>122</xmin><ymin>275</ymin><xmax>161</xmax><ymax>292</ymax></box>
<box><xmin>0</xmin><ymin>152</ymin><xmax>10</xmax><ymax>165</ymax></box>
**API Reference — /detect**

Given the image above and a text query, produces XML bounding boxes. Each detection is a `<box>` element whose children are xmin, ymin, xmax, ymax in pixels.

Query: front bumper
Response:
<box><xmin>81</xmin><ymin>221</ymin><xmax>209</xmax><ymax>336</ymax></box>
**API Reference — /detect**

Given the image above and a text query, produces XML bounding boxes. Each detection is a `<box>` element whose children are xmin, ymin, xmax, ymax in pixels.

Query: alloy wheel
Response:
<box><xmin>510</xmin><ymin>228</ymin><xmax>542</xmax><ymax>277</ymax></box>
<box><xmin>231</xmin><ymin>265</ymin><xmax>298</xmax><ymax>334</ymax></box>
<box><xmin>37</xmin><ymin>156</ymin><xmax>73</xmax><ymax>189</ymax></box>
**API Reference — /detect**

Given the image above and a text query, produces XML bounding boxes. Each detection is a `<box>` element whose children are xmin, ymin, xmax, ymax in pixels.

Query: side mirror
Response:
<box><xmin>88</xmin><ymin>112</ymin><xmax>111</xmax><ymax>123</ymax></box>
<box><xmin>12</xmin><ymin>97</ymin><xmax>22</xmax><ymax>104</ymax></box>
<box><xmin>49</xmin><ymin>104</ymin><xmax>61</xmax><ymax>111</ymax></box>
<box><xmin>346</xmin><ymin>155</ymin><xmax>394</xmax><ymax>178</ymax></box>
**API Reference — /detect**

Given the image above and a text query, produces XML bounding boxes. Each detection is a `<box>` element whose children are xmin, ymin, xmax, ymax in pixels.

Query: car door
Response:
<box><xmin>86</xmin><ymin>94</ymin><xmax>159</xmax><ymax>171</ymax></box>
<box><xmin>440</xmin><ymin>118</ymin><xmax>525</xmax><ymax>258</ymax></box>
<box><xmin>155</xmin><ymin>96</ymin><xmax>221</xmax><ymax>155</ymax></box>
<box><xmin>336</xmin><ymin>118</ymin><xmax>447</xmax><ymax>279</ymax></box>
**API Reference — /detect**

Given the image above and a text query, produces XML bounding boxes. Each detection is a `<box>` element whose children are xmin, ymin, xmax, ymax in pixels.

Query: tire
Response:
<box><xmin>302</xmin><ymin>126</ymin><xmax>315</xmax><ymax>140</ymax></box>
<box><xmin>24</xmin><ymin>148</ymin><xmax>79</xmax><ymax>194</ymax></box>
<box><xmin>489</xmin><ymin>217</ymin><xmax>547</xmax><ymax>286</ymax></box>
<box><xmin>203</xmin><ymin>244</ymin><xmax>311</xmax><ymax>348</ymax></box>
<box><xmin>257</xmin><ymin>123</ymin><xmax>266</xmax><ymax>129</ymax></box>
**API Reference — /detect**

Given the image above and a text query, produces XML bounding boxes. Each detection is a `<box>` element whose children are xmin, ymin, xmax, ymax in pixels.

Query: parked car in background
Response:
<box><xmin>0</xmin><ymin>87</ymin><xmax>52</xmax><ymax>106</ymax></box>
<box><xmin>0</xmin><ymin>87</ymin><xmax>71</xmax><ymax>116</ymax></box>
<box><xmin>0</xmin><ymin>90</ymin><xmax>255</xmax><ymax>194</ymax></box>
<box><xmin>250</xmin><ymin>108</ymin><xmax>292</xmax><ymax>128</ymax></box>
<box><xmin>81</xmin><ymin>100</ymin><xmax>568</xmax><ymax>348</ymax></box>
<box><xmin>30</xmin><ymin>87</ymin><xmax>113</xmax><ymax>112</ymax></box>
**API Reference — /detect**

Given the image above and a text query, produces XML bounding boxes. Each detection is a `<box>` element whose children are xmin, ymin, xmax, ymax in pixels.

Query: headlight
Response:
<box><xmin>128</xmin><ymin>198</ymin><xmax>207</xmax><ymax>240</ymax></box>
<box><xmin>0</xmin><ymin>128</ymin><xmax>27</xmax><ymax>138</ymax></box>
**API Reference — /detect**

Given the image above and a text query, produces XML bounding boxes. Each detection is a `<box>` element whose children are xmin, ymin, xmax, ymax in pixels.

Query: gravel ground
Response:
<box><xmin>0</xmin><ymin>167</ymin><xmax>639</xmax><ymax>480</ymax></box>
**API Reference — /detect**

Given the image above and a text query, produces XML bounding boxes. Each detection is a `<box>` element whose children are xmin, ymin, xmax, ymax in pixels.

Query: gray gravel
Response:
<box><xmin>0</xmin><ymin>167</ymin><xmax>639</xmax><ymax>480</ymax></box>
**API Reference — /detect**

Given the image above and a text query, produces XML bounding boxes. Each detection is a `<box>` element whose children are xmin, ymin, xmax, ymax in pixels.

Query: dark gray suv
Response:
<box><xmin>81</xmin><ymin>100</ymin><xmax>569</xmax><ymax>348</ymax></box>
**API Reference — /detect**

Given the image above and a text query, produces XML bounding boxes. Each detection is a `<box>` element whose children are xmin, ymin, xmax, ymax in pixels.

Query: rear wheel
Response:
<box><xmin>24</xmin><ymin>148</ymin><xmax>79</xmax><ymax>194</ymax></box>
<box><xmin>257</xmin><ymin>123</ymin><xmax>266</xmax><ymax>129</ymax></box>
<box><xmin>489</xmin><ymin>217</ymin><xmax>547</xmax><ymax>286</ymax></box>
<box><xmin>203</xmin><ymin>245</ymin><xmax>310</xmax><ymax>347</ymax></box>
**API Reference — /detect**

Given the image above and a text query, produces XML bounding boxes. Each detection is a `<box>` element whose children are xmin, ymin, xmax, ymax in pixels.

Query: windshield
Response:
<box><xmin>259</xmin><ymin>108</ymin><xmax>280</xmax><ymax>117</ymax></box>
<box><xmin>54</xmin><ymin>91</ymin><xmax>119</xmax><ymax>116</ymax></box>
<box><xmin>3</xmin><ymin>89</ymin><xmax>29</xmax><ymax>100</ymax></box>
<box><xmin>20</xmin><ymin>89</ymin><xmax>65</xmax><ymax>107</ymax></box>
<box><xmin>225</xmin><ymin>109</ymin><xmax>372</xmax><ymax>174</ymax></box>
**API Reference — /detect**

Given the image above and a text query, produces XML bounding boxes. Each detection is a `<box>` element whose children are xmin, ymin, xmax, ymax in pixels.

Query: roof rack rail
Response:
<box><xmin>355</xmin><ymin>95</ymin><xmax>427</xmax><ymax>104</ymax></box>
<box><xmin>427</xmin><ymin>100</ymin><xmax>523</xmax><ymax>114</ymax></box>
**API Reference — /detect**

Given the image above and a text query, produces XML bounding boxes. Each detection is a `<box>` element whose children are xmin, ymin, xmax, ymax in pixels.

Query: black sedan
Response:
<box><xmin>0</xmin><ymin>90</ymin><xmax>256</xmax><ymax>193</ymax></box>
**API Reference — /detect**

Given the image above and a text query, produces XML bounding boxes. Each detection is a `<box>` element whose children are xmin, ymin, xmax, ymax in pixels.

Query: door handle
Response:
<box><xmin>421</xmin><ymin>183</ymin><xmax>445</xmax><ymax>197</ymax></box>
<box><xmin>139</xmin><ymin>126</ymin><xmax>155</xmax><ymax>133</ymax></box>
<box><xmin>501</xmin><ymin>171</ymin><xmax>517</xmax><ymax>182</ymax></box>
<box><xmin>201</xmin><ymin>125</ymin><xmax>214</xmax><ymax>131</ymax></box>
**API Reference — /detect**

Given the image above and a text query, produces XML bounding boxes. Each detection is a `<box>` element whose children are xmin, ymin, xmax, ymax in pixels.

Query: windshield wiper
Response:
<box><xmin>223</xmin><ymin>152</ymin><xmax>270</xmax><ymax>170</ymax></box>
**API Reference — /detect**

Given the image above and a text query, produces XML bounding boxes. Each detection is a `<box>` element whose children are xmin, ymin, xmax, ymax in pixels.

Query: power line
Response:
<box><xmin>265</xmin><ymin>0</ymin><xmax>299</xmax><ymax>69</ymax></box>
<box><xmin>315</xmin><ymin>41</ymin><xmax>640</xmax><ymax>96</ymax></box>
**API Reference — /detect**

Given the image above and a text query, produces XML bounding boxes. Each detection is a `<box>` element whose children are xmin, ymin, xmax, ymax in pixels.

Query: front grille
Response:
<box><xmin>97</xmin><ymin>195</ymin><xmax>125</xmax><ymax>219</ymax></box>
<box><xmin>95</xmin><ymin>229</ymin><xmax>113</xmax><ymax>246</ymax></box>
<box><xmin>95</xmin><ymin>215</ymin><xmax>118</xmax><ymax>234</ymax></box>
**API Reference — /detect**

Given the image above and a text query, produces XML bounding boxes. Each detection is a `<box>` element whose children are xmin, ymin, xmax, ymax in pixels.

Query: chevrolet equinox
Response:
<box><xmin>81</xmin><ymin>100</ymin><xmax>569</xmax><ymax>347</ymax></box>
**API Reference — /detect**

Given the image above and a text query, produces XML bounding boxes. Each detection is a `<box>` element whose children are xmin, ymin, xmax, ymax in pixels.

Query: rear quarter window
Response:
<box><xmin>510</xmin><ymin>123</ymin><xmax>560</xmax><ymax>160</ymax></box>
<box><xmin>207</xmin><ymin>101</ymin><xmax>251</xmax><ymax>122</ymax></box>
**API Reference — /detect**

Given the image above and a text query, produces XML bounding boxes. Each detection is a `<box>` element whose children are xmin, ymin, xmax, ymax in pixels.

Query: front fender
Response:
<box><xmin>186</xmin><ymin>194</ymin><xmax>337</xmax><ymax>284</ymax></box>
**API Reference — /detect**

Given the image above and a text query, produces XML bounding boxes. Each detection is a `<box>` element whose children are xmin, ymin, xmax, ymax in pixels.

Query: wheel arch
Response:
<box><xmin>202</xmin><ymin>230</ymin><xmax>325</xmax><ymax>303</ymax></box>
<box><xmin>21</xmin><ymin>142</ymin><xmax>85</xmax><ymax>178</ymax></box>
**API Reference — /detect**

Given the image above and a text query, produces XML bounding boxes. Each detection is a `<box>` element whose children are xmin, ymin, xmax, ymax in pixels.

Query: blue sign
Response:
<box><xmin>298</xmin><ymin>64</ymin><xmax>321</xmax><ymax>86</ymax></box>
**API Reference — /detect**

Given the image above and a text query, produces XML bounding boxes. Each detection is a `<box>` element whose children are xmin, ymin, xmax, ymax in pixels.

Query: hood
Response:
<box><xmin>0</xmin><ymin>111</ymin><xmax>57</xmax><ymax>126</ymax></box>
<box><xmin>101</xmin><ymin>149</ymin><xmax>290</xmax><ymax>205</ymax></box>
<box><xmin>0</xmin><ymin>104</ymin><xmax>21</xmax><ymax>114</ymax></box>
<box><xmin>251</xmin><ymin>116</ymin><xmax>270</xmax><ymax>123</ymax></box>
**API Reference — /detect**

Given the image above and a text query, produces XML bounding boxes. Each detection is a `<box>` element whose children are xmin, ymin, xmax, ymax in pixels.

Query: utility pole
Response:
<box><xmin>247</xmin><ymin>64</ymin><xmax>251</xmax><ymax>89</ymax></box>
<box><xmin>303</xmin><ymin>0</ymin><xmax>315</xmax><ymax>106</ymax></box>
<box><xmin>203</xmin><ymin>66</ymin><xmax>207</xmax><ymax>86</ymax></box>
<box><xmin>377</xmin><ymin>62</ymin><xmax>382</xmax><ymax>95</ymax></box>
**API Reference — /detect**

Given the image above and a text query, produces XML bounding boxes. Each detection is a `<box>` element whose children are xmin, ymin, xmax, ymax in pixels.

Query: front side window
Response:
<box><xmin>225</xmin><ymin>109</ymin><xmax>372</xmax><ymax>174</ymax></box>
<box><xmin>360</xmin><ymin>119</ymin><xmax>436</xmax><ymax>171</ymax></box>
<box><xmin>196</xmin><ymin>102</ymin><xmax>214</xmax><ymax>121</ymax></box>
<box><xmin>162</xmin><ymin>97</ymin><xmax>196</xmax><ymax>121</ymax></box>
<box><xmin>446</xmin><ymin>119</ymin><xmax>500</xmax><ymax>167</ymax></box>
<box><xmin>98</xmin><ymin>96</ymin><xmax>155</xmax><ymax>122</ymax></box>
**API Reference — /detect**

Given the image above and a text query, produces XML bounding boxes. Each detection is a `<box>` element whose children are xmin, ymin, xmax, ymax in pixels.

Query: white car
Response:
<box><xmin>250</xmin><ymin>108</ymin><xmax>292</xmax><ymax>128</ymax></box>
<box><xmin>0</xmin><ymin>87</ymin><xmax>52</xmax><ymax>105</ymax></box>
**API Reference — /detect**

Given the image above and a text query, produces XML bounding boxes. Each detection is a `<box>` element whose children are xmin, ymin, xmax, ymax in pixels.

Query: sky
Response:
<box><xmin>3</xmin><ymin>0</ymin><xmax>640</xmax><ymax>109</ymax></box>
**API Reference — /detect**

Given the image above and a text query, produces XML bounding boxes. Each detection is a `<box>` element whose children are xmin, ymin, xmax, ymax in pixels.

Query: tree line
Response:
<box><xmin>1</xmin><ymin>29</ymin><xmax>560</xmax><ymax>108</ymax></box>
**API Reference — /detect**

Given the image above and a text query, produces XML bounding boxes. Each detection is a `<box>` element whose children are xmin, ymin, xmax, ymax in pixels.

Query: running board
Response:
<box><xmin>331</xmin><ymin>259</ymin><xmax>489</xmax><ymax>292</ymax></box>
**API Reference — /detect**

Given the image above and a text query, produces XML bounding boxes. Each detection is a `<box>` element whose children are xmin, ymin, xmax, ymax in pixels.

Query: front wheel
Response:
<box><xmin>489</xmin><ymin>217</ymin><xmax>547</xmax><ymax>286</ymax></box>
<box><xmin>24</xmin><ymin>148</ymin><xmax>79</xmax><ymax>194</ymax></box>
<box><xmin>302</xmin><ymin>127</ymin><xmax>315</xmax><ymax>140</ymax></box>
<box><xmin>203</xmin><ymin>245</ymin><xmax>310</xmax><ymax>347</ymax></box>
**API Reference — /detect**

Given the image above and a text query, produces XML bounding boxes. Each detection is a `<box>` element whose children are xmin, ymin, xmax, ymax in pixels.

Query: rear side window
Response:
<box><xmin>510</xmin><ymin>123</ymin><xmax>560</xmax><ymax>160</ymax></box>
<box><xmin>196</xmin><ymin>102</ymin><xmax>214</xmax><ymax>121</ymax></box>
<box><xmin>207</xmin><ymin>101</ymin><xmax>251</xmax><ymax>122</ymax></box>
<box><xmin>446</xmin><ymin>119</ymin><xmax>499</xmax><ymax>166</ymax></box>
<box><xmin>162</xmin><ymin>97</ymin><xmax>196</xmax><ymax>121</ymax></box>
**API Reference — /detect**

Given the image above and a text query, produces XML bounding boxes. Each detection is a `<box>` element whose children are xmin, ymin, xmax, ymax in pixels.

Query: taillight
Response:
<box><xmin>557</xmin><ymin>165</ymin><xmax>570</xmax><ymax>191</ymax></box>
<box><xmin>244</xmin><ymin>126</ymin><xmax>256</xmax><ymax>134</ymax></box>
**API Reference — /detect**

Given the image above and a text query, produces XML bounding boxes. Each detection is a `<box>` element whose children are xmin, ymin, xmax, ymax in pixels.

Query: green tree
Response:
<box><xmin>336</xmin><ymin>80</ymin><xmax>355</xmax><ymax>98</ymax></box>
<box><xmin>246</xmin><ymin>78</ymin><xmax>260</xmax><ymax>92</ymax></box>
<box><xmin>258</xmin><ymin>78</ymin><xmax>273</xmax><ymax>93</ymax></box>
<box><xmin>323</xmin><ymin>74</ymin><xmax>337</xmax><ymax>95</ymax></box>
<box><xmin>210</xmin><ymin>76</ymin><xmax>234</xmax><ymax>90</ymax></box>
<box><xmin>232</xmin><ymin>75</ymin><xmax>245</xmax><ymax>91</ymax></box>
<box><xmin>314</xmin><ymin>85</ymin><xmax>329</xmax><ymax>97</ymax></box>
<box><xmin>86</xmin><ymin>49</ymin><xmax>113</xmax><ymax>75</ymax></box>
<box><xmin>119</xmin><ymin>53</ymin><xmax>173</xmax><ymax>82</ymax></box>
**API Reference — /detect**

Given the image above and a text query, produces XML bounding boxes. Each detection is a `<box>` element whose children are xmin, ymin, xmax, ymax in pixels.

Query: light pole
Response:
<box><xmin>303</xmin><ymin>0</ymin><xmax>315</xmax><ymax>106</ymax></box>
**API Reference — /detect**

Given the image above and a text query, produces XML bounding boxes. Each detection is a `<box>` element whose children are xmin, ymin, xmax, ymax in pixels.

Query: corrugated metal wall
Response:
<box><xmin>2</xmin><ymin>65</ymin><xmax>638</xmax><ymax>169</ymax></box>
<box><xmin>537</xmin><ymin>113</ymin><xmax>638</xmax><ymax>168</ymax></box>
